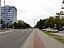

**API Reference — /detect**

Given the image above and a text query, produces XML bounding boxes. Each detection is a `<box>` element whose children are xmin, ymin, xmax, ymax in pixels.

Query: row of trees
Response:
<box><xmin>14</xmin><ymin>20</ymin><xmax>31</xmax><ymax>29</ymax></box>
<box><xmin>0</xmin><ymin>20</ymin><xmax>31</xmax><ymax>29</ymax></box>
<box><xmin>35</xmin><ymin>16</ymin><xmax>64</xmax><ymax>30</ymax></box>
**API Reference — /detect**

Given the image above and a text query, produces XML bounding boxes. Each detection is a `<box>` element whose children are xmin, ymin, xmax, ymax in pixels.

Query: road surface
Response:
<box><xmin>23</xmin><ymin>29</ymin><xmax>64</xmax><ymax>48</ymax></box>
<box><xmin>0</xmin><ymin>28</ymin><xmax>64</xmax><ymax>48</ymax></box>
<box><xmin>0</xmin><ymin>29</ymin><xmax>32</xmax><ymax>48</ymax></box>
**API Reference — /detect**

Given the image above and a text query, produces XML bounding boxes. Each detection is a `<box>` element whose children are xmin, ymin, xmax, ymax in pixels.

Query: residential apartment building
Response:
<box><xmin>1</xmin><ymin>5</ymin><xmax>17</xmax><ymax>24</ymax></box>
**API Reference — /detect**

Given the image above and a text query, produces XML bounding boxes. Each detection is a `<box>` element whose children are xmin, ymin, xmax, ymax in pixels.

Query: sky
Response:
<box><xmin>1</xmin><ymin>0</ymin><xmax>63</xmax><ymax>27</ymax></box>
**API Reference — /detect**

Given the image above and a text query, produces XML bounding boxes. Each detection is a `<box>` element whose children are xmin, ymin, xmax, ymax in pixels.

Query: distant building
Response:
<box><xmin>1</xmin><ymin>5</ymin><xmax>17</xmax><ymax>24</ymax></box>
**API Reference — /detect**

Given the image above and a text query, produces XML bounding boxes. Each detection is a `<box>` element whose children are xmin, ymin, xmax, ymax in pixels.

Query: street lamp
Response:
<box><xmin>33</xmin><ymin>19</ymin><xmax>35</xmax><ymax>27</ymax></box>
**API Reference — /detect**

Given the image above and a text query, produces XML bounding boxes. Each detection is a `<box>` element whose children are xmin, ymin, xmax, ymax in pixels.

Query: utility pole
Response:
<box><xmin>33</xmin><ymin>19</ymin><xmax>35</xmax><ymax>27</ymax></box>
<box><xmin>4</xmin><ymin>0</ymin><xmax>5</xmax><ymax>6</ymax></box>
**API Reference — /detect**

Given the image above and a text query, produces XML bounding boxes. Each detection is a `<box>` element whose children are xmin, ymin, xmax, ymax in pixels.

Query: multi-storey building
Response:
<box><xmin>1</xmin><ymin>5</ymin><xmax>17</xmax><ymax>24</ymax></box>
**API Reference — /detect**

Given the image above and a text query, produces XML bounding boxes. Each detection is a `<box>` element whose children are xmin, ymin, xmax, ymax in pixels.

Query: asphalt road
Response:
<box><xmin>0</xmin><ymin>29</ymin><xmax>32</xmax><ymax>48</ymax></box>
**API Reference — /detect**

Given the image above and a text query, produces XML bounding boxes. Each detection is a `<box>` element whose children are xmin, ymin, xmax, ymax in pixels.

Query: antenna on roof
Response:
<box><xmin>4</xmin><ymin>0</ymin><xmax>5</xmax><ymax>6</ymax></box>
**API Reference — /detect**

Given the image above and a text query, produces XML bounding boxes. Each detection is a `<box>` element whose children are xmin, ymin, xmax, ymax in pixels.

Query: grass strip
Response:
<box><xmin>0</xmin><ymin>29</ymin><xmax>10</xmax><ymax>32</ymax></box>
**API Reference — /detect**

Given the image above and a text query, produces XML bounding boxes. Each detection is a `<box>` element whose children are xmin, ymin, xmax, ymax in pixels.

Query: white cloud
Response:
<box><xmin>1</xmin><ymin>0</ymin><xmax>62</xmax><ymax>27</ymax></box>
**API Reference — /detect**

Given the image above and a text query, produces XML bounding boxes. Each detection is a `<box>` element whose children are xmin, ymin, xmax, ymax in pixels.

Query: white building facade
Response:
<box><xmin>1</xmin><ymin>5</ymin><xmax>17</xmax><ymax>24</ymax></box>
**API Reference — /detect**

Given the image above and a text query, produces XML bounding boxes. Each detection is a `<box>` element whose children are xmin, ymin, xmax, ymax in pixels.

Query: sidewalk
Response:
<box><xmin>33</xmin><ymin>31</ymin><xmax>45</xmax><ymax>48</ymax></box>
<box><xmin>36</xmin><ymin>29</ymin><xmax>64</xmax><ymax>48</ymax></box>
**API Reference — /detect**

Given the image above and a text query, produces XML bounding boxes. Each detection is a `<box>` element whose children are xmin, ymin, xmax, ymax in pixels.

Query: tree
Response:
<box><xmin>44</xmin><ymin>17</ymin><xmax>54</xmax><ymax>28</ymax></box>
<box><xmin>61</xmin><ymin>18</ymin><xmax>64</xmax><ymax>26</ymax></box>
<box><xmin>7</xmin><ymin>23</ymin><xmax>13</xmax><ymax>28</ymax></box>
<box><xmin>13</xmin><ymin>20</ymin><xmax>31</xmax><ymax>29</ymax></box>
<box><xmin>35</xmin><ymin>19</ymin><xmax>46</xmax><ymax>29</ymax></box>
<box><xmin>0</xmin><ymin>19</ymin><xmax>6</xmax><ymax>29</ymax></box>
<box><xmin>17</xmin><ymin>21</ymin><xmax>23</xmax><ymax>29</ymax></box>
<box><xmin>17</xmin><ymin>20</ymin><xmax>31</xmax><ymax>29</ymax></box>
<box><xmin>54</xmin><ymin>16</ymin><xmax>62</xmax><ymax>30</ymax></box>
<box><xmin>24</xmin><ymin>23</ymin><xmax>31</xmax><ymax>28</ymax></box>
<box><xmin>14</xmin><ymin>22</ymin><xmax>18</xmax><ymax>29</ymax></box>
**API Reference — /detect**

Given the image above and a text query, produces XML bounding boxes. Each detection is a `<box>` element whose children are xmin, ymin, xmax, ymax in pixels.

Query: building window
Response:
<box><xmin>1</xmin><ymin>13</ymin><xmax>5</xmax><ymax>14</ymax></box>
<box><xmin>1</xmin><ymin>15</ymin><xmax>2</xmax><ymax>16</ymax></box>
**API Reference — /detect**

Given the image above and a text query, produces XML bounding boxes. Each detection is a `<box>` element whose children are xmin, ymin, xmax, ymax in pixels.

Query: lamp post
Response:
<box><xmin>33</xmin><ymin>19</ymin><xmax>35</xmax><ymax>27</ymax></box>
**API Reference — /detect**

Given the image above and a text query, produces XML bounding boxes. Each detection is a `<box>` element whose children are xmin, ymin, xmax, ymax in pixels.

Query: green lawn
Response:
<box><xmin>41</xmin><ymin>30</ymin><xmax>64</xmax><ymax>44</ymax></box>
<box><xmin>0</xmin><ymin>30</ymin><xmax>5</xmax><ymax>32</ymax></box>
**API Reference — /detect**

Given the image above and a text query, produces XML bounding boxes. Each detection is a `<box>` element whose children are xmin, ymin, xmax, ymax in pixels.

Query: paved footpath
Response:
<box><xmin>23</xmin><ymin>29</ymin><xmax>64</xmax><ymax>48</ymax></box>
<box><xmin>36</xmin><ymin>29</ymin><xmax>64</xmax><ymax>48</ymax></box>
<box><xmin>33</xmin><ymin>31</ymin><xmax>45</xmax><ymax>48</ymax></box>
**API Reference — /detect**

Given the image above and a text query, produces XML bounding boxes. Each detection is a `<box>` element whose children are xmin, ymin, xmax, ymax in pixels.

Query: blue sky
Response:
<box><xmin>1</xmin><ymin>0</ymin><xmax>62</xmax><ymax>27</ymax></box>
